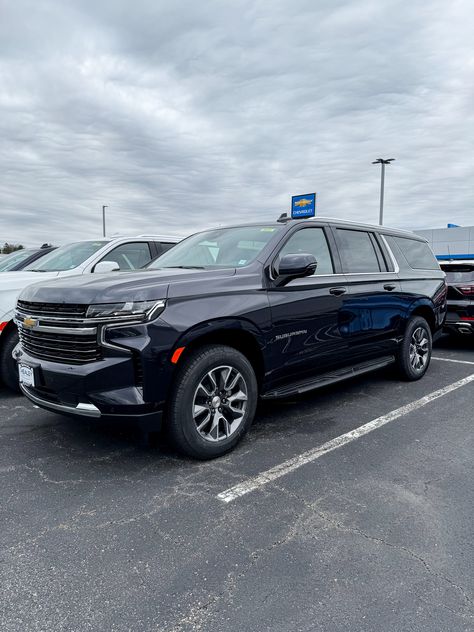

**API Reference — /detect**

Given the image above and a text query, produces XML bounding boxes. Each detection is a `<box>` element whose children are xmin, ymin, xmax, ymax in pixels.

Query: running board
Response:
<box><xmin>262</xmin><ymin>355</ymin><xmax>396</xmax><ymax>399</ymax></box>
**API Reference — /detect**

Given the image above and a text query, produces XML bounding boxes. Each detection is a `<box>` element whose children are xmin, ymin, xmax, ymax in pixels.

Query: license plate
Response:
<box><xmin>19</xmin><ymin>364</ymin><xmax>35</xmax><ymax>387</ymax></box>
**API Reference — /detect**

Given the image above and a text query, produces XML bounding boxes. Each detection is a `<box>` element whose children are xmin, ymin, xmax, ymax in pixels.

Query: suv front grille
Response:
<box><xmin>17</xmin><ymin>300</ymin><xmax>88</xmax><ymax>318</ymax></box>
<box><xmin>18</xmin><ymin>328</ymin><xmax>102</xmax><ymax>364</ymax></box>
<box><xmin>17</xmin><ymin>301</ymin><xmax>102</xmax><ymax>365</ymax></box>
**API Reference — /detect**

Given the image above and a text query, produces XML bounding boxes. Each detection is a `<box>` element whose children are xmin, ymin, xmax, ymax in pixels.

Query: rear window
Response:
<box><xmin>385</xmin><ymin>236</ymin><xmax>439</xmax><ymax>270</ymax></box>
<box><xmin>440</xmin><ymin>264</ymin><xmax>474</xmax><ymax>283</ymax></box>
<box><xmin>335</xmin><ymin>229</ymin><xmax>382</xmax><ymax>273</ymax></box>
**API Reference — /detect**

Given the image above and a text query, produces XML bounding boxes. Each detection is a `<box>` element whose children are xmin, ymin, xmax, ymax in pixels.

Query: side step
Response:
<box><xmin>262</xmin><ymin>355</ymin><xmax>396</xmax><ymax>399</ymax></box>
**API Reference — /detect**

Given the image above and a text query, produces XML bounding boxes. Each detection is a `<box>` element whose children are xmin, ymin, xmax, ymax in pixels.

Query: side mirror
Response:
<box><xmin>94</xmin><ymin>261</ymin><xmax>120</xmax><ymax>273</ymax></box>
<box><xmin>275</xmin><ymin>253</ymin><xmax>317</xmax><ymax>286</ymax></box>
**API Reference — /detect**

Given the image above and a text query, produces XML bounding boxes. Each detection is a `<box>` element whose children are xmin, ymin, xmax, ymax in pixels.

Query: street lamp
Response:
<box><xmin>372</xmin><ymin>158</ymin><xmax>395</xmax><ymax>225</ymax></box>
<box><xmin>102</xmin><ymin>205</ymin><xmax>108</xmax><ymax>237</ymax></box>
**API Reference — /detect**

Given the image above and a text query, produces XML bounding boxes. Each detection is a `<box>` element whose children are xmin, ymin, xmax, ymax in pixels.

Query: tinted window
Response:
<box><xmin>278</xmin><ymin>228</ymin><xmax>334</xmax><ymax>275</ymax></box>
<box><xmin>391</xmin><ymin>236</ymin><xmax>439</xmax><ymax>270</ymax></box>
<box><xmin>101</xmin><ymin>242</ymin><xmax>152</xmax><ymax>270</ymax></box>
<box><xmin>25</xmin><ymin>241</ymin><xmax>108</xmax><ymax>271</ymax></box>
<box><xmin>383</xmin><ymin>236</ymin><xmax>410</xmax><ymax>272</ymax></box>
<box><xmin>336</xmin><ymin>229</ymin><xmax>381</xmax><ymax>273</ymax></box>
<box><xmin>148</xmin><ymin>226</ymin><xmax>282</xmax><ymax>269</ymax></box>
<box><xmin>159</xmin><ymin>242</ymin><xmax>176</xmax><ymax>254</ymax></box>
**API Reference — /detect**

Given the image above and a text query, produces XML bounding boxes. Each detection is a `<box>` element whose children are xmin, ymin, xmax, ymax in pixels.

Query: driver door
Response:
<box><xmin>266</xmin><ymin>226</ymin><xmax>348</xmax><ymax>387</ymax></box>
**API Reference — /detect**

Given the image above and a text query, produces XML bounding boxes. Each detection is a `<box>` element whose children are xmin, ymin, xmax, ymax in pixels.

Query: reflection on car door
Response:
<box><xmin>332</xmin><ymin>228</ymin><xmax>403</xmax><ymax>360</ymax></box>
<box><xmin>266</xmin><ymin>226</ymin><xmax>349</xmax><ymax>387</ymax></box>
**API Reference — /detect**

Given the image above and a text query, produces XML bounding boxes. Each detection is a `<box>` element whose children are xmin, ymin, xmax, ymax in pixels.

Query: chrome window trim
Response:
<box><xmin>380</xmin><ymin>235</ymin><xmax>400</xmax><ymax>274</ymax></box>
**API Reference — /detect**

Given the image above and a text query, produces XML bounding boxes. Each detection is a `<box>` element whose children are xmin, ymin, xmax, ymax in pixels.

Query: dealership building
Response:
<box><xmin>415</xmin><ymin>225</ymin><xmax>474</xmax><ymax>260</ymax></box>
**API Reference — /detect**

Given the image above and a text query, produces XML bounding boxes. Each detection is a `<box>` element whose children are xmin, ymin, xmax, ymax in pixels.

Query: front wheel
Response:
<box><xmin>167</xmin><ymin>345</ymin><xmax>258</xmax><ymax>459</ymax></box>
<box><xmin>397</xmin><ymin>316</ymin><xmax>432</xmax><ymax>381</ymax></box>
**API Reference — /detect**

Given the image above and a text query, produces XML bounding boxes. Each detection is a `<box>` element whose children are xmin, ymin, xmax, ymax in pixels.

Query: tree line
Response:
<box><xmin>1</xmin><ymin>243</ymin><xmax>53</xmax><ymax>254</ymax></box>
<box><xmin>1</xmin><ymin>243</ymin><xmax>24</xmax><ymax>254</ymax></box>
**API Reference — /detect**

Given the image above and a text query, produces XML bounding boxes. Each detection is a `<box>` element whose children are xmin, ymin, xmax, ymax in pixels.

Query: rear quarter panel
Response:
<box><xmin>398</xmin><ymin>271</ymin><xmax>447</xmax><ymax>330</ymax></box>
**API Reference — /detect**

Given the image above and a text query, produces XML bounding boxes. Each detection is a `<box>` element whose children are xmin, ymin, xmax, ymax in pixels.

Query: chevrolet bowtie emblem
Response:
<box><xmin>23</xmin><ymin>317</ymin><xmax>38</xmax><ymax>329</ymax></box>
<box><xmin>293</xmin><ymin>198</ymin><xmax>313</xmax><ymax>208</ymax></box>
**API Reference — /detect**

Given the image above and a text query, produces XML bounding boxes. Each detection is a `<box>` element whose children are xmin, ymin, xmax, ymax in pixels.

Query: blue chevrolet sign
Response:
<box><xmin>291</xmin><ymin>193</ymin><xmax>316</xmax><ymax>218</ymax></box>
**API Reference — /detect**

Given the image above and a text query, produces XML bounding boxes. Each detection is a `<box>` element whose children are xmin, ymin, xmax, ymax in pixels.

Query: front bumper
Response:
<box><xmin>15</xmin><ymin>346</ymin><xmax>164</xmax><ymax>427</ymax></box>
<box><xmin>20</xmin><ymin>384</ymin><xmax>102</xmax><ymax>417</ymax></box>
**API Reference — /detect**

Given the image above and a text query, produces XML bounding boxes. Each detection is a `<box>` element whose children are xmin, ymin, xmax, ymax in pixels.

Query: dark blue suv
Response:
<box><xmin>16</xmin><ymin>217</ymin><xmax>447</xmax><ymax>459</ymax></box>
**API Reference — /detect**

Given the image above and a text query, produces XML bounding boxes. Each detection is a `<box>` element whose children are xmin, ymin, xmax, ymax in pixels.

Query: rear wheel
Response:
<box><xmin>0</xmin><ymin>327</ymin><xmax>20</xmax><ymax>392</ymax></box>
<box><xmin>167</xmin><ymin>345</ymin><xmax>258</xmax><ymax>459</ymax></box>
<box><xmin>397</xmin><ymin>316</ymin><xmax>432</xmax><ymax>381</ymax></box>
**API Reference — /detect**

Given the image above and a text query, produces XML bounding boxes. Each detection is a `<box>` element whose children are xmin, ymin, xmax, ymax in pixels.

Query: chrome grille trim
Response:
<box><xmin>16</xmin><ymin>308</ymin><xmax>143</xmax><ymax>326</ymax></box>
<box><xmin>16</xmin><ymin>301</ymin><xmax>102</xmax><ymax>365</ymax></box>
<box><xmin>15</xmin><ymin>320</ymin><xmax>97</xmax><ymax>336</ymax></box>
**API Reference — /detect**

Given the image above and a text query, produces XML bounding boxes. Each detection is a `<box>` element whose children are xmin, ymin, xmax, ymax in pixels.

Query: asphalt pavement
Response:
<box><xmin>1</xmin><ymin>335</ymin><xmax>473</xmax><ymax>631</ymax></box>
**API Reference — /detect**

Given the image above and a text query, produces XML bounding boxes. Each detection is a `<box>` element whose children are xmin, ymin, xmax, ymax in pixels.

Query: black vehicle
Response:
<box><xmin>439</xmin><ymin>260</ymin><xmax>474</xmax><ymax>336</ymax></box>
<box><xmin>0</xmin><ymin>246</ymin><xmax>56</xmax><ymax>272</ymax></box>
<box><xmin>15</xmin><ymin>218</ymin><xmax>447</xmax><ymax>459</ymax></box>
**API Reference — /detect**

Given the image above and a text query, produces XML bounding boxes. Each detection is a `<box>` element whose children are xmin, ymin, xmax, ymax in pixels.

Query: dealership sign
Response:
<box><xmin>291</xmin><ymin>193</ymin><xmax>316</xmax><ymax>218</ymax></box>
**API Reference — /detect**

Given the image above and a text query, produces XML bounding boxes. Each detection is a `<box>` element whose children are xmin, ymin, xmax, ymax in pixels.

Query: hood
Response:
<box><xmin>18</xmin><ymin>267</ymin><xmax>237</xmax><ymax>305</ymax></box>
<box><xmin>0</xmin><ymin>271</ymin><xmax>60</xmax><ymax>293</ymax></box>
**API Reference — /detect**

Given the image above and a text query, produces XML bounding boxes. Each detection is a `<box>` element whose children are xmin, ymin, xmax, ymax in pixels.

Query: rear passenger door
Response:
<box><xmin>332</xmin><ymin>227</ymin><xmax>403</xmax><ymax>360</ymax></box>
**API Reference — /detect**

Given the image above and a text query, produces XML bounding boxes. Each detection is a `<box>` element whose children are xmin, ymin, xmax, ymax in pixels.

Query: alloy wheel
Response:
<box><xmin>192</xmin><ymin>365</ymin><xmax>248</xmax><ymax>442</ymax></box>
<box><xmin>409</xmin><ymin>326</ymin><xmax>430</xmax><ymax>371</ymax></box>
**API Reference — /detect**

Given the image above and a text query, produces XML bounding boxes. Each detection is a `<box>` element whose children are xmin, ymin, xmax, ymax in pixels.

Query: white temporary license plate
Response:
<box><xmin>19</xmin><ymin>364</ymin><xmax>35</xmax><ymax>387</ymax></box>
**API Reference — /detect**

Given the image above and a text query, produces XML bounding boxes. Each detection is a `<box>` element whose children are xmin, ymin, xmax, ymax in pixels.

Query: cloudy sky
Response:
<box><xmin>1</xmin><ymin>0</ymin><xmax>473</xmax><ymax>246</ymax></box>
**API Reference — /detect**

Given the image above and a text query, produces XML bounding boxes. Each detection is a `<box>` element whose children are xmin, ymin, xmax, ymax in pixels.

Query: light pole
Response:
<box><xmin>372</xmin><ymin>158</ymin><xmax>395</xmax><ymax>225</ymax></box>
<box><xmin>102</xmin><ymin>205</ymin><xmax>108</xmax><ymax>237</ymax></box>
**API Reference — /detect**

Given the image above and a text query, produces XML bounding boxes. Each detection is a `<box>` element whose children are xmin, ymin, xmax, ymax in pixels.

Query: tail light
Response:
<box><xmin>458</xmin><ymin>285</ymin><xmax>474</xmax><ymax>296</ymax></box>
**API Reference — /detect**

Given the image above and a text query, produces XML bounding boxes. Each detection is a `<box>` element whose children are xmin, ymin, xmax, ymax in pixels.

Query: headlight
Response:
<box><xmin>86</xmin><ymin>300</ymin><xmax>165</xmax><ymax>321</ymax></box>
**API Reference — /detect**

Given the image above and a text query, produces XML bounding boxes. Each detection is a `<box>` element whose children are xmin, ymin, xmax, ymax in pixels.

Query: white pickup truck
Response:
<box><xmin>0</xmin><ymin>234</ymin><xmax>180</xmax><ymax>390</ymax></box>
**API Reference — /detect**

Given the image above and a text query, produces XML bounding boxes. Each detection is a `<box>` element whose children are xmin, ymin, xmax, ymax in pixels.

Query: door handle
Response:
<box><xmin>329</xmin><ymin>287</ymin><xmax>347</xmax><ymax>296</ymax></box>
<box><xmin>383</xmin><ymin>284</ymin><xmax>397</xmax><ymax>291</ymax></box>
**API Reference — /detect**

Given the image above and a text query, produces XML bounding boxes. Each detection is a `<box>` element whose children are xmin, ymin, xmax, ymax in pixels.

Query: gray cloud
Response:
<box><xmin>0</xmin><ymin>0</ymin><xmax>473</xmax><ymax>246</ymax></box>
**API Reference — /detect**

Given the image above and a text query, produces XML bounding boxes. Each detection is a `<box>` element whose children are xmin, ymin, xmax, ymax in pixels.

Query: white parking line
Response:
<box><xmin>217</xmin><ymin>373</ymin><xmax>474</xmax><ymax>503</ymax></box>
<box><xmin>432</xmin><ymin>356</ymin><xmax>474</xmax><ymax>366</ymax></box>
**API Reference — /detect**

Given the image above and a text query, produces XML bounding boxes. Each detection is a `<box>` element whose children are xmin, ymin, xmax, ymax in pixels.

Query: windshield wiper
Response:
<box><xmin>164</xmin><ymin>265</ymin><xmax>206</xmax><ymax>270</ymax></box>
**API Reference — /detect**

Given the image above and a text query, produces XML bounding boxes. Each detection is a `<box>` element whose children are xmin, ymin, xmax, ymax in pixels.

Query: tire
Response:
<box><xmin>167</xmin><ymin>345</ymin><xmax>258</xmax><ymax>459</ymax></box>
<box><xmin>0</xmin><ymin>327</ymin><xmax>21</xmax><ymax>392</ymax></box>
<box><xmin>397</xmin><ymin>316</ymin><xmax>432</xmax><ymax>381</ymax></box>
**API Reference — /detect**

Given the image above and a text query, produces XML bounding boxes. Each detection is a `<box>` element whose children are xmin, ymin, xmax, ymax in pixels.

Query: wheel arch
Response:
<box><xmin>408</xmin><ymin>301</ymin><xmax>436</xmax><ymax>333</ymax></box>
<box><xmin>0</xmin><ymin>317</ymin><xmax>18</xmax><ymax>350</ymax></box>
<box><xmin>170</xmin><ymin>319</ymin><xmax>266</xmax><ymax>390</ymax></box>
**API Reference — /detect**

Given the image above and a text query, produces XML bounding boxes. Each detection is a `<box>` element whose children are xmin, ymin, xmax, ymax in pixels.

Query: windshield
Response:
<box><xmin>147</xmin><ymin>226</ymin><xmax>281</xmax><ymax>270</ymax></box>
<box><xmin>0</xmin><ymin>249</ymin><xmax>35</xmax><ymax>272</ymax></box>
<box><xmin>441</xmin><ymin>264</ymin><xmax>474</xmax><ymax>283</ymax></box>
<box><xmin>25</xmin><ymin>241</ymin><xmax>108</xmax><ymax>272</ymax></box>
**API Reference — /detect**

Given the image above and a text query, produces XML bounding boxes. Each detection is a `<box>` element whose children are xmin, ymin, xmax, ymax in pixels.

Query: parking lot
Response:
<box><xmin>1</xmin><ymin>336</ymin><xmax>473</xmax><ymax>632</ymax></box>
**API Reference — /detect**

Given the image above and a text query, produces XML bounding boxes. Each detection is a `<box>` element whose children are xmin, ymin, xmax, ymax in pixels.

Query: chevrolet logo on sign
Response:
<box><xmin>291</xmin><ymin>192</ymin><xmax>316</xmax><ymax>219</ymax></box>
<box><xmin>23</xmin><ymin>317</ymin><xmax>38</xmax><ymax>329</ymax></box>
<box><xmin>293</xmin><ymin>198</ymin><xmax>313</xmax><ymax>208</ymax></box>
